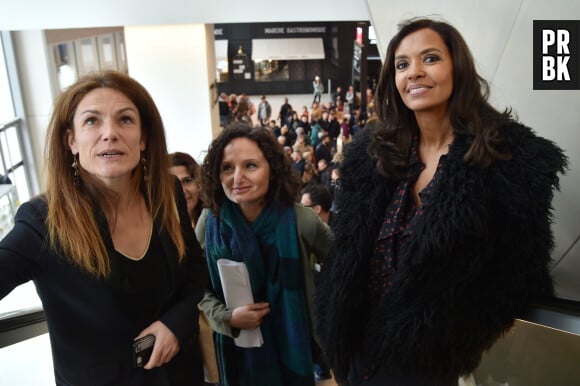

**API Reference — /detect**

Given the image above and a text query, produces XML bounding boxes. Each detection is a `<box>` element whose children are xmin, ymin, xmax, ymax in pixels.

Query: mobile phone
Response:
<box><xmin>133</xmin><ymin>334</ymin><xmax>155</xmax><ymax>368</ymax></box>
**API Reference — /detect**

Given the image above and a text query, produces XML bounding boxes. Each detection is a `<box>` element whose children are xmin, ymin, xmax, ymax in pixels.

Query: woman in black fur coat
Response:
<box><xmin>315</xmin><ymin>17</ymin><xmax>567</xmax><ymax>386</ymax></box>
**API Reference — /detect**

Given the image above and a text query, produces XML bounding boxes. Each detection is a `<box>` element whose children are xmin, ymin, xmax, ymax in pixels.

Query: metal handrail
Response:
<box><xmin>0</xmin><ymin>306</ymin><xmax>47</xmax><ymax>349</ymax></box>
<box><xmin>0</xmin><ymin>117</ymin><xmax>21</xmax><ymax>132</ymax></box>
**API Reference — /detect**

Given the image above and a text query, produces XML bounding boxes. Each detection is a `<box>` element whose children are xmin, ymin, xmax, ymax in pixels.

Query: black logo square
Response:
<box><xmin>533</xmin><ymin>20</ymin><xmax>580</xmax><ymax>90</ymax></box>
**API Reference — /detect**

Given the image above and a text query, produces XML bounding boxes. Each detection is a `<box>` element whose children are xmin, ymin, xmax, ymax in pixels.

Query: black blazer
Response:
<box><xmin>0</xmin><ymin>190</ymin><xmax>207</xmax><ymax>385</ymax></box>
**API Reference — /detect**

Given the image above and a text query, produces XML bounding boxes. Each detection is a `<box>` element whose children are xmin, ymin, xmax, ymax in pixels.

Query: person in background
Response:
<box><xmin>289</xmin><ymin>110</ymin><xmax>301</xmax><ymax>131</ymax></box>
<box><xmin>326</xmin><ymin>101</ymin><xmax>335</xmax><ymax>114</ymax></box>
<box><xmin>330</xmin><ymin>151</ymin><xmax>344</xmax><ymax>170</ymax></box>
<box><xmin>314</xmin><ymin>134</ymin><xmax>333</xmax><ymax>166</ymax></box>
<box><xmin>329</xmin><ymin>166</ymin><xmax>341</xmax><ymax>212</ymax></box>
<box><xmin>297</xmin><ymin>114</ymin><xmax>312</xmax><ymax>140</ymax></box>
<box><xmin>169</xmin><ymin>152</ymin><xmax>203</xmax><ymax>228</ymax></box>
<box><xmin>0</xmin><ymin>71</ymin><xmax>207</xmax><ymax>385</ymax></box>
<box><xmin>366</xmin><ymin>87</ymin><xmax>374</xmax><ymax>106</ymax></box>
<box><xmin>281</xmin><ymin>123</ymin><xmax>297</xmax><ymax>147</ymax></box>
<box><xmin>312</xmin><ymin>75</ymin><xmax>324</xmax><ymax>105</ymax></box>
<box><xmin>169</xmin><ymin>151</ymin><xmax>217</xmax><ymax>386</ymax></box>
<box><xmin>293</xmin><ymin>127</ymin><xmax>308</xmax><ymax>155</ymax></box>
<box><xmin>291</xmin><ymin>148</ymin><xmax>306</xmax><ymax>177</ymax></box>
<box><xmin>300</xmin><ymin>105</ymin><xmax>310</xmax><ymax>123</ymax></box>
<box><xmin>309</xmin><ymin>120</ymin><xmax>322</xmax><ymax>149</ymax></box>
<box><xmin>299</xmin><ymin>182</ymin><xmax>335</xmax><ymax>382</ymax></box>
<box><xmin>303</xmin><ymin>150</ymin><xmax>314</xmax><ymax>164</ymax></box>
<box><xmin>268</xmin><ymin>119</ymin><xmax>281</xmax><ymax>138</ymax></box>
<box><xmin>345</xmin><ymin>85</ymin><xmax>355</xmax><ymax>115</ymax></box>
<box><xmin>277</xmin><ymin>135</ymin><xmax>287</xmax><ymax>147</ymax></box>
<box><xmin>219</xmin><ymin>92</ymin><xmax>230</xmax><ymax>127</ymax></box>
<box><xmin>245</xmin><ymin>94</ymin><xmax>257</xmax><ymax>124</ymax></box>
<box><xmin>318</xmin><ymin>110</ymin><xmax>330</xmax><ymax>132</ymax></box>
<box><xmin>349</xmin><ymin>108</ymin><xmax>367</xmax><ymax>137</ymax></box>
<box><xmin>332</xmin><ymin>85</ymin><xmax>343</xmax><ymax>106</ymax></box>
<box><xmin>326</xmin><ymin>112</ymin><xmax>341</xmax><ymax>151</ymax></box>
<box><xmin>277</xmin><ymin>96</ymin><xmax>293</xmax><ymax>129</ymax></box>
<box><xmin>257</xmin><ymin>95</ymin><xmax>272</xmax><ymax>126</ymax></box>
<box><xmin>197</xmin><ymin>123</ymin><xmax>332</xmax><ymax>386</ymax></box>
<box><xmin>301</xmin><ymin>161</ymin><xmax>320</xmax><ymax>192</ymax></box>
<box><xmin>300</xmin><ymin>184</ymin><xmax>335</xmax><ymax>227</ymax></box>
<box><xmin>278</xmin><ymin>124</ymin><xmax>289</xmax><ymax>145</ymax></box>
<box><xmin>234</xmin><ymin>94</ymin><xmax>251</xmax><ymax>124</ymax></box>
<box><xmin>317</xmin><ymin>158</ymin><xmax>332</xmax><ymax>193</ymax></box>
<box><xmin>316</xmin><ymin>17</ymin><xmax>567</xmax><ymax>386</ymax></box>
<box><xmin>310</xmin><ymin>101</ymin><xmax>323</xmax><ymax>123</ymax></box>
<box><xmin>283</xmin><ymin>145</ymin><xmax>293</xmax><ymax>158</ymax></box>
<box><xmin>339</xmin><ymin>117</ymin><xmax>352</xmax><ymax>152</ymax></box>
<box><xmin>229</xmin><ymin>94</ymin><xmax>238</xmax><ymax>118</ymax></box>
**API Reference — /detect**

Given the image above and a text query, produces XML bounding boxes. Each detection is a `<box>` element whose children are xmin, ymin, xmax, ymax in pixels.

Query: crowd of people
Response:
<box><xmin>217</xmin><ymin>84</ymin><xmax>373</xmax><ymax>213</ymax></box>
<box><xmin>218</xmin><ymin>82</ymin><xmax>372</xmax><ymax>134</ymax></box>
<box><xmin>0</xmin><ymin>16</ymin><xmax>568</xmax><ymax>386</ymax></box>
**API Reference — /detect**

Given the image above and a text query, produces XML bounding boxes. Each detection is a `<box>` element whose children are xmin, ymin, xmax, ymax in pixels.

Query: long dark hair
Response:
<box><xmin>201</xmin><ymin>122</ymin><xmax>301</xmax><ymax>216</ymax></box>
<box><xmin>370</xmin><ymin>17</ymin><xmax>511</xmax><ymax>178</ymax></box>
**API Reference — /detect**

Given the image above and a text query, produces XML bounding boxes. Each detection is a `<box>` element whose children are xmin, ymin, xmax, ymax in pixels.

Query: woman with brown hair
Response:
<box><xmin>316</xmin><ymin>17</ymin><xmax>567</xmax><ymax>386</ymax></box>
<box><xmin>0</xmin><ymin>71</ymin><xmax>207</xmax><ymax>385</ymax></box>
<box><xmin>197</xmin><ymin>122</ymin><xmax>332</xmax><ymax>386</ymax></box>
<box><xmin>169</xmin><ymin>151</ymin><xmax>204</xmax><ymax>228</ymax></box>
<box><xmin>169</xmin><ymin>151</ymin><xmax>219</xmax><ymax>386</ymax></box>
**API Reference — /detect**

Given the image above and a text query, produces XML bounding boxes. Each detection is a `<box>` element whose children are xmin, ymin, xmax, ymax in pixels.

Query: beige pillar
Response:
<box><xmin>124</xmin><ymin>24</ymin><xmax>219</xmax><ymax>161</ymax></box>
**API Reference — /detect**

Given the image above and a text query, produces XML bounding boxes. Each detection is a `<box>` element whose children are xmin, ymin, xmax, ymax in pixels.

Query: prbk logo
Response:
<box><xmin>534</xmin><ymin>20</ymin><xmax>580</xmax><ymax>89</ymax></box>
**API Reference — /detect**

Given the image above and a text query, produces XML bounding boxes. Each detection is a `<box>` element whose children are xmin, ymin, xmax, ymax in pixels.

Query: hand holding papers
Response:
<box><xmin>216</xmin><ymin>259</ymin><xmax>264</xmax><ymax>347</ymax></box>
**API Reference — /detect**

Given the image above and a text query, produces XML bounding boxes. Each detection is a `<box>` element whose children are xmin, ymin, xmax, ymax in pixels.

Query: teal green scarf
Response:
<box><xmin>205</xmin><ymin>200</ymin><xmax>314</xmax><ymax>386</ymax></box>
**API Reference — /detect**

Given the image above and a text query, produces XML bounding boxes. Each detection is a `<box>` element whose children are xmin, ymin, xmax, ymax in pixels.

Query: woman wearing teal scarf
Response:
<box><xmin>198</xmin><ymin>123</ymin><xmax>332</xmax><ymax>386</ymax></box>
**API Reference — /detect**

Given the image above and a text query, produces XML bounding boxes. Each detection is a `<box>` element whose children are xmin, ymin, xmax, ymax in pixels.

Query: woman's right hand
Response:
<box><xmin>229</xmin><ymin>302</ymin><xmax>270</xmax><ymax>330</ymax></box>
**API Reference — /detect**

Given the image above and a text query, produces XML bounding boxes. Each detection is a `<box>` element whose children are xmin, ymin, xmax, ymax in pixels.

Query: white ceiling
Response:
<box><xmin>0</xmin><ymin>0</ymin><xmax>371</xmax><ymax>30</ymax></box>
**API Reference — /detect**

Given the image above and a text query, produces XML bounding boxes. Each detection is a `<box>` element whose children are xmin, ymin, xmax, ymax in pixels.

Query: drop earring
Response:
<box><xmin>72</xmin><ymin>153</ymin><xmax>80</xmax><ymax>187</ymax></box>
<box><xmin>141</xmin><ymin>153</ymin><xmax>148</xmax><ymax>182</ymax></box>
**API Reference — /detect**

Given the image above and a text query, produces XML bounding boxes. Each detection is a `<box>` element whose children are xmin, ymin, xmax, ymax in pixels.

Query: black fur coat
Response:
<box><xmin>315</xmin><ymin>120</ymin><xmax>567</xmax><ymax>381</ymax></box>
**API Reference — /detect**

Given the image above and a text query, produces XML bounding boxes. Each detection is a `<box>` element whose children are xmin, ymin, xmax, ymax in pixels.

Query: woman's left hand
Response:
<box><xmin>135</xmin><ymin>320</ymin><xmax>180</xmax><ymax>370</ymax></box>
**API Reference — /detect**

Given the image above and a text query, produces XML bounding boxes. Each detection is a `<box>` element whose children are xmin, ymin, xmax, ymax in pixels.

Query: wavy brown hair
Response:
<box><xmin>45</xmin><ymin>71</ymin><xmax>185</xmax><ymax>277</ymax></box>
<box><xmin>201</xmin><ymin>122</ymin><xmax>301</xmax><ymax>216</ymax></box>
<box><xmin>371</xmin><ymin>17</ymin><xmax>511</xmax><ymax>178</ymax></box>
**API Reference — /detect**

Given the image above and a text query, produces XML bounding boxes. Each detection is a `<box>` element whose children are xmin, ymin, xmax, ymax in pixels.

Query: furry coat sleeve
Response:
<box><xmin>315</xmin><ymin>121</ymin><xmax>567</xmax><ymax>380</ymax></box>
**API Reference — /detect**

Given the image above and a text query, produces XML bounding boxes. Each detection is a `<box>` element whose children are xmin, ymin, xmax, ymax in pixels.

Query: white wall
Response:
<box><xmin>490</xmin><ymin>1</ymin><xmax>580</xmax><ymax>261</ymax></box>
<box><xmin>367</xmin><ymin>0</ymin><xmax>580</xmax><ymax>298</ymax></box>
<box><xmin>0</xmin><ymin>0</ymin><xmax>371</xmax><ymax>30</ymax></box>
<box><xmin>124</xmin><ymin>24</ymin><xmax>217</xmax><ymax>160</ymax></box>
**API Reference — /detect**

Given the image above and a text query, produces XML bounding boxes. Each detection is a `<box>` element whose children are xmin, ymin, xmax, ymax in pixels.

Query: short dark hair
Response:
<box><xmin>301</xmin><ymin>184</ymin><xmax>332</xmax><ymax>212</ymax></box>
<box><xmin>201</xmin><ymin>122</ymin><xmax>301</xmax><ymax>216</ymax></box>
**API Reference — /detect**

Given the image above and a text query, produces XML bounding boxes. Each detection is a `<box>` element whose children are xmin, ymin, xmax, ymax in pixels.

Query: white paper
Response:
<box><xmin>216</xmin><ymin>259</ymin><xmax>264</xmax><ymax>347</ymax></box>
